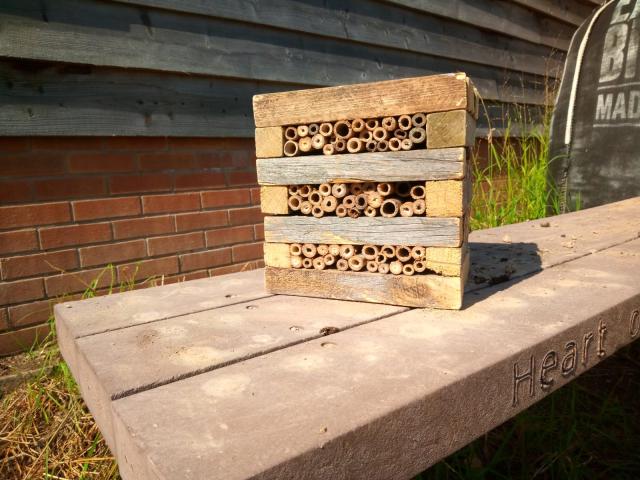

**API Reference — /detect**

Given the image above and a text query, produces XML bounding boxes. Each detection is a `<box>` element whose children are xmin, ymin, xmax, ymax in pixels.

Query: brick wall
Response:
<box><xmin>0</xmin><ymin>137</ymin><xmax>264</xmax><ymax>355</ymax></box>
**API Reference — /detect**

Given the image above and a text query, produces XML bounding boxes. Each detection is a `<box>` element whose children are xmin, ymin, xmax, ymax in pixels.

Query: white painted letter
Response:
<box><xmin>600</xmin><ymin>24</ymin><xmax>629</xmax><ymax>82</ymax></box>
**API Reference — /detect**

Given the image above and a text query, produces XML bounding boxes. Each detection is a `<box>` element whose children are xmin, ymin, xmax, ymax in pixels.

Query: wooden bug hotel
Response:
<box><xmin>253</xmin><ymin>73</ymin><xmax>478</xmax><ymax>309</ymax></box>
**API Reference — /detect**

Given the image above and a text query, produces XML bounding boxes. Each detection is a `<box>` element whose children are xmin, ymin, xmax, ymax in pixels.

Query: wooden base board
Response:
<box><xmin>265</xmin><ymin>258</ymin><xmax>468</xmax><ymax>309</ymax></box>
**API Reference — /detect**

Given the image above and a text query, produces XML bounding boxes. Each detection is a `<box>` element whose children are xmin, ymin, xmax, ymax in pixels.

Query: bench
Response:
<box><xmin>56</xmin><ymin>197</ymin><xmax>640</xmax><ymax>480</ymax></box>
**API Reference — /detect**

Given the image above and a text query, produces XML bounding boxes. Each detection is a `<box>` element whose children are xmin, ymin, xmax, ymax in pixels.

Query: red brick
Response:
<box><xmin>175</xmin><ymin>211</ymin><xmax>227</xmax><ymax>232</ymax></box>
<box><xmin>35</xmin><ymin>176</ymin><xmax>106</xmax><ymax>200</ymax></box>
<box><xmin>1</xmin><ymin>250</ymin><xmax>78</xmax><ymax>280</ymax></box>
<box><xmin>117</xmin><ymin>256</ymin><xmax>180</xmax><ymax>283</ymax></box>
<box><xmin>142</xmin><ymin>193</ymin><xmax>200</xmax><ymax>214</ymax></box>
<box><xmin>0</xmin><ymin>202</ymin><xmax>71</xmax><ymax>230</ymax></box>
<box><xmin>168</xmin><ymin>138</ymin><xmax>227</xmax><ymax>150</ymax></box>
<box><xmin>228</xmin><ymin>206</ymin><xmax>264</xmax><ymax>226</ymax></box>
<box><xmin>180</xmin><ymin>248</ymin><xmax>231</xmax><ymax>272</ymax></box>
<box><xmin>1</xmin><ymin>154</ymin><xmax>66</xmax><ymax>177</ymax></box>
<box><xmin>0</xmin><ymin>229</ymin><xmax>38</xmax><ymax>255</ymax></box>
<box><xmin>139</xmin><ymin>152</ymin><xmax>197</xmax><ymax>171</ymax></box>
<box><xmin>73</xmin><ymin>196</ymin><xmax>141</xmax><ymax>221</ymax></box>
<box><xmin>31</xmin><ymin>137</ymin><xmax>103</xmax><ymax>151</ymax></box>
<box><xmin>113</xmin><ymin>215</ymin><xmax>175</xmax><ymax>240</ymax></box>
<box><xmin>103</xmin><ymin>137</ymin><xmax>167</xmax><ymax>151</ymax></box>
<box><xmin>195</xmin><ymin>152</ymin><xmax>234</xmax><ymax>169</ymax></box>
<box><xmin>201</xmin><ymin>188</ymin><xmax>251</xmax><ymax>209</ymax></box>
<box><xmin>0</xmin><ymin>138</ymin><xmax>29</xmax><ymax>153</ymax></box>
<box><xmin>8</xmin><ymin>300</ymin><xmax>53</xmax><ymax>328</ymax></box>
<box><xmin>0</xmin><ymin>180</ymin><xmax>34</xmax><ymax>203</ymax></box>
<box><xmin>254</xmin><ymin>223</ymin><xmax>264</xmax><ymax>241</ymax></box>
<box><xmin>110</xmin><ymin>173</ymin><xmax>173</xmax><ymax>194</ymax></box>
<box><xmin>45</xmin><ymin>266</ymin><xmax>117</xmax><ymax>297</ymax></box>
<box><xmin>0</xmin><ymin>308</ymin><xmax>8</xmax><ymax>331</ymax></box>
<box><xmin>231</xmin><ymin>150</ymin><xmax>255</xmax><ymax>169</ymax></box>
<box><xmin>0</xmin><ymin>278</ymin><xmax>44</xmax><ymax>305</ymax></box>
<box><xmin>205</xmin><ymin>226</ymin><xmax>254</xmax><ymax>248</ymax></box>
<box><xmin>0</xmin><ymin>324</ymin><xmax>51</xmax><ymax>356</ymax></box>
<box><xmin>175</xmin><ymin>172</ymin><xmax>226</xmax><ymax>191</ymax></box>
<box><xmin>232</xmin><ymin>242</ymin><xmax>263</xmax><ymax>262</ymax></box>
<box><xmin>79</xmin><ymin>239</ymin><xmax>147</xmax><ymax>267</ymax></box>
<box><xmin>162</xmin><ymin>270</ymin><xmax>209</xmax><ymax>285</ymax></box>
<box><xmin>228</xmin><ymin>170</ymin><xmax>257</xmax><ymax>186</ymax></box>
<box><xmin>39</xmin><ymin>222</ymin><xmax>112</xmax><ymax>250</ymax></box>
<box><xmin>68</xmin><ymin>153</ymin><xmax>136</xmax><ymax>173</ymax></box>
<box><xmin>209</xmin><ymin>260</ymin><xmax>261</xmax><ymax>277</ymax></box>
<box><xmin>250</xmin><ymin>187</ymin><xmax>261</xmax><ymax>205</ymax></box>
<box><xmin>147</xmin><ymin>232</ymin><xmax>204</xmax><ymax>256</ymax></box>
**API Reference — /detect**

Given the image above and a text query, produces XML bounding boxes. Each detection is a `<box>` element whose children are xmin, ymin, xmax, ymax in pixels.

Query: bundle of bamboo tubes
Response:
<box><xmin>289</xmin><ymin>243</ymin><xmax>432</xmax><ymax>275</ymax></box>
<box><xmin>282</xmin><ymin>113</ymin><xmax>427</xmax><ymax>157</ymax></box>
<box><xmin>287</xmin><ymin>181</ymin><xmax>426</xmax><ymax>218</ymax></box>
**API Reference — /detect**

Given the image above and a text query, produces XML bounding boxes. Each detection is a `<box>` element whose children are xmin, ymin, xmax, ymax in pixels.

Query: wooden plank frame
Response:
<box><xmin>427</xmin><ymin>110</ymin><xmax>476</xmax><ymax>149</ymax></box>
<box><xmin>255</xmin><ymin>127</ymin><xmax>284</xmax><ymax>158</ymax></box>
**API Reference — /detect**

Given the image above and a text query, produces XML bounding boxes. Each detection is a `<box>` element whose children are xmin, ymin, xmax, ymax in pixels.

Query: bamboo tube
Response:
<box><xmin>410</xmin><ymin>185</ymin><xmax>425</xmax><ymax>199</ymax></box>
<box><xmin>388</xmin><ymin>137</ymin><xmax>401</xmax><ymax>151</ymax></box>
<box><xmin>284</xmin><ymin>140</ymin><xmax>299</xmax><ymax>157</ymax></box>
<box><xmin>285</xmin><ymin>126</ymin><xmax>299</xmax><ymax>140</ymax></box>
<box><xmin>411</xmin><ymin>246</ymin><xmax>426</xmax><ymax>260</ymax></box>
<box><xmin>343</xmin><ymin>194</ymin><xmax>356</xmax><ymax>209</ymax></box>
<box><xmin>400</xmin><ymin>201</ymin><xmax>414</xmax><ymax>217</ymax></box>
<box><xmin>394</xmin><ymin>129</ymin><xmax>407</xmax><ymax>139</ymax></box>
<box><xmin>291</xmin><ymin>255</ymin><xmax>303</xmax><ymax>269</ymax></box>
<box><xmin>350</xmin><ymin>183</ymin><xmax>364</xmax><ymax>195</ymax></box>
<box><xmin>366</xmin><ymin>191</ymin><xmax>383</xmax><ymax>208</ymax></box>
<box><xmin>312</xmin><ymin>205</ymin><xmax>324</xmax><ymax>218</ymax></box>
<box><xmin>313</xmin><ymin>257</ymin><xmax>325</xmax><ymax>270</ymax></box>
<box><xmin>334</xmin><ymin>120</ymin><xmax>352</xmax><ymax>139</ymax></box>
<box><xmin>362</xmin><ymin>182</ymin><xmax>376</xmax><ymax>192</ymax></box>
<box><xmin>308</xmin><ymin>123</ymin><xmax>319</xmax><ymax>135</ymax></box>
<box><xmin>375</xmin><ymin>253</ymin><xmax>387</xmax><ymax>264</ymax></box>
<box><xmin>319</xmin><ymin>122</ymin><xmax>333</xmax><ymax>137</ymax></box>
<box><xmin>334</xmin><ymin>138</ymin><xmax>347</xmax><ymax>152</ymax></box>
<box><xmin>398</xmin><ymin>115</ymin><xmax>412</xmax><ymax>131</ymax></box>
<box><xmin>362</xmin><ymin>244</ymin><xmax>379</xmax><ymax>260</ymax></box>
<box><xmin>372</xmin><ymin>127</ymin><xmax>387</xmax><ymax>141</ymax></box>
<box><xmin>312</xmin><ymin>134</ymin><xmax>326</xmax><ymax>150</ymax></box>
<box><xmin>329</xmin><ymin>244</ymin><xmax>340</xmax><ymax>256</ymax></box>
<box><xmin>302</xmin><ymin>243</ymin><xmax>317</xmax><ymax>258</ymax></box>
<box><xmin>365</xmin><ymin>141</ymin><xmax>377</xmax><ymax>152</ymax></box>
<box><xmin>321</xmin><ymin>195</ymin><xmax>338</xmax><ymax>213</ymax></box>
<box><xmin>378</xmin><ymin>263</ymin><xmax>390</xmax><ymax>274</ymax></box>
<box><xmin>376</xmin><ymin>139</ymin><xmax>389</xmax><ymax>152</ymax></box>
<box><xmin>297</xmin><ymin>125</ymin><xmax>309</xmax><ymax>137</ymax></box>
<box><xmin>317</xmin><ymin>244</ymin><xmax>329</xmax><ymax>256</ymax></box>
<box><xmin>302</xmin><ymin>258</ymin><xmax>313</xmax><ymax>269</ymax></box>
<box><xmin>352</xmin><ymin>118</ymin><xmax>365</xmax><ymax>132</ymax></box>
<box><xmin>365</xmin><ymin>119</ymin><xmax>379</xmax><ymax>131</ymax></box>
<box><xmin>318</xmin><ymin>183</ymin><xmax>332</xmax><ymax>196</ymax></box>
<box><xmin>401</xmin><ymin>138</ymin><xmax>413</xmax><ymax>150</ymax></box>
<box><xmin>335</xmin><ymin>204</ymin><xmax>348</xmax><ymax>217</ymax></box>
<box><xmin>364</xmin><ymin>205</ymin><xmax>377</xmax><ymax>217</ymax></box>
<box><xmin>411</xmin><ymin>112</ymin><xmax>426</xmax><ymax>127</ymax></box>
<box><xmin>290</xmin><ymin>243</ymin><xmax>302</xmax><ymax>255</ymax></box>
<box><xmin>346</xmin><ymin>138</ymin><xmax>363</xmax><ymax>153</ymax></box>
<box><xmin>348</xmin><ymin>255</ymin><xmax>365</xmax><ymax>271</ymax></box>
<box><xmin>299</xmin><ymin>136</ymin><xmax>312</xmax><ymax>152</ymax></box>
<box><xmin>389</xmin><ymin>261</ymin><xmax>403</xmax><ymax>275</ymax></box>
<box><xmin>382</xmin><ymin>116</ymin><xmax>396</xmax><ymax>131</ymax></box>
<box><xmin>323</xmin><ymin>144</ymin><xmax>335</xmax><ymax>155</ymax></box>
<box><xmin>413</xmin><ymin>199</ymin><xmax>426</xmax><ymax>215</ymax></box>
<box><xmin>288</xmin><ymin>194</ymin><xmax>302</xmax><ymax>211</ymax></box>
<box><xmin>288</xmin><ymin>185</ymin><xmax>299</xmax><ymax>196</ymax></box>
<box><xmin>300</xmin><ymin>201</ymin><xmax>312</xmax><ymax>215</ymax></box>
<box><xmin>324</xmin><ymin>253</ymin><xmax>336</xmax><ymax>267</ymax></box>
<box><xmin>409</xmin><ymin>127</ymin><xmax>426</xmax><ymax>144</ymax></box>
<box><xmin>298</xmin><ymin>185</ymin><xmax>311</xmax><ymax>197</ymax></box>
<box><xmin>381</xmin><ymin>245</ymin><xmax>395</xmax><ymax>259</ymax></box>
<box><xmin>396</xmin><ymin>182</ymin><xmax>411</xmax><ymax>197</ymax></box>
<box><xmin>339</xmin><ymin>244</ymin><xmax>355</xmax><ymax>259</ymax></box>
<box><xmin>380</xmin><ymin>198</ymin><xmax>401</xmax><ymax>217</ymax></box>
<box><xmin>395</xmin><ymin>246</ymin><xmax>412</xmax><ymax>262</ymax></box>
<box><xmin>347</xmin><ymin>208</ymin><xmax>360</xmax><ymax>218</ymax></box>
<box><xmin>377</xmin><ymin>182</ymin><xmax>394</xmax><ymax>196</ymax></box>
<box><xmin>366</xmin><ymin>260</ymin><xmax>378</xmax><ymax>273</ymax></box>
<box><xmin>309</xmin><ymin>190</ymin><xmax>322</xmax><ymax>205</ymax></box>
<box><xmin>414</xmin><ymin>261</ymin><xmax>427</xmax><ymax>273</ymax></box>
<box><xmin>336</xmin><ymin>258</ymin><xmax>349</xmax><ymax>271</ymax></box>
<box><xmin>359</xmin><ymin>130</ymin><xmax>373</xmax><ymax>142</ymax></box>
<box><xmin>331</xmin><ymin>183</ymin><xmax>348</xmax><ymax>198</ymax></box>
<box><xmin>402</xmin><ymin>263</ymin><xmax>415</xmax><ymax>276</ymax></box>
<box><xmin>355</xmin><ymin>194</ymin><xmax>368</xmax><ymax>210</ymax></box>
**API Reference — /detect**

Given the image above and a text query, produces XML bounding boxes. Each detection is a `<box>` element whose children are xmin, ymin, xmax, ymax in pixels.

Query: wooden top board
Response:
<box><xmin>55</xmin><ymin>197</ymin><xmax>640</xmax><ymax>480</ymax></box>
<box><xmin>253</xmin><ymin>73</ymin><xmax>476</xmax><ymax>127</ymax></box>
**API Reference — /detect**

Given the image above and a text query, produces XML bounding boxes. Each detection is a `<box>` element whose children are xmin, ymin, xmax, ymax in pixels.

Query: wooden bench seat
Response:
<box><xmin>56</xmin><ymin>197</ymin><xmax>640</xmax><ymax>480</ymax></box>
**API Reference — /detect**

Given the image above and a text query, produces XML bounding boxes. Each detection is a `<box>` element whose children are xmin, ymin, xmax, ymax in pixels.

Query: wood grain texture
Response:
<box><xmin>257</xmin><ymin>148</ymin><xmax>466</xmax><ymax>185</ymax></box>
<box><xmin>264</xmin><ymin>266</ymin><xmax>464</xmax><ymax>309</ymax></box>
<box><xmin>260</xmin><ymin>186</ymin><xmax>289</xmax><ymax>215</ymax></box>
<box><xmin>264</xmin><ymin>216</ymin><xmax>463</xmax><ymax>247</ymax></box>
<box><xmin>427</xmin><ymin>110</ymin><xmax>476</xmax><ymax>148</ymax></box>
<box><xmin>253</xmin><ymin>74</ymin><xmax>473</xmax><ymax>127</ymax></box>
<box><xmin>263</xmin><ymin>243</ymin><xmax>290</xmax><ymax>268</ymax></box>
<box><xmin>425</xmin><ymin>246</ymin><xmax>467</xmax><ymax>276</ymax></box>
<box><xmin>425</xmin><ymin>179</ymin><xmax>470</xmax><ymax>217</ymax></box>
<box><xmin>255</xmin><ymin>127</ymin><xmax>283</xmax><ymax>158</ymax></box>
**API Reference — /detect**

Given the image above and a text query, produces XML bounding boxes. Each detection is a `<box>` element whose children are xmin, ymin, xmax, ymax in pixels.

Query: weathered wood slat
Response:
<box><xmin>257</xmin><ymin>148</ymin><xmax>466</xmax><ymax>185</ymax></box>
<box><xmin>510</xmin><ymin>0</ymin><xmax>590</xmax><ymax>26</ymax></box>
<box><xmin>264</xmin><ymin>216</ymin><xmax>463</xmax><ymax>247</ymax></box>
